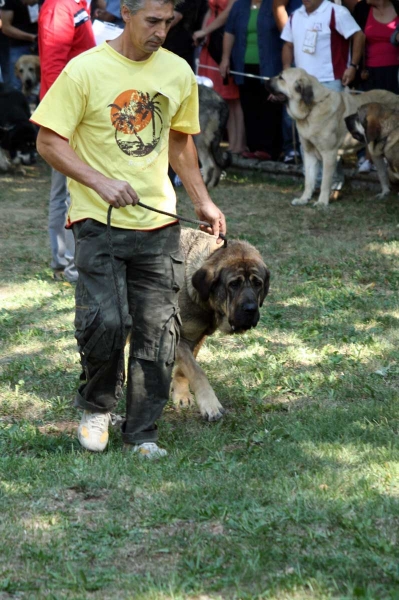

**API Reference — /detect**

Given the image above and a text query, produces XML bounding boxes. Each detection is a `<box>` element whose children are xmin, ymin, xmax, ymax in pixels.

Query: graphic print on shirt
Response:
<box><xmin>108</xmin><ymin>90</ymin><xmax>164</xmax><ymax>157</ymax></box>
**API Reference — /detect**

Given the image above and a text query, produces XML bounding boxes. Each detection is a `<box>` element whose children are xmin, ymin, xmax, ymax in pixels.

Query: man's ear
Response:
<box><xmin>294</xmin><ymin>79</ymin><xmax>314</xmax><ymax>105</ymax></box>
<box><xmin>121</xmin><ymin>4</ymin><xmax>131</xmax><ymax>23</ymax></box>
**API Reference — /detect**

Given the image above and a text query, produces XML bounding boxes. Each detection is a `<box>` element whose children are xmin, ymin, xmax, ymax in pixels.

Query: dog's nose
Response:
<box><xmin>242</xmin><ymin>301</ymin><xmax>258</xmax><ymax>313</ymax></box>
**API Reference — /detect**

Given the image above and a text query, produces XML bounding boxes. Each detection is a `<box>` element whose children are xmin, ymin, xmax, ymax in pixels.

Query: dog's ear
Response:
<box><xmin>294</xmin><ymin>79</ymin><xmax>314</xmax><ymax>105</ymax></box>
<box><xmin>365</xmin><ymin>115</ymin><xmax>381</xmax><ymax>143</ymax></box>
<box><xmin>192</xmin><ymin>266</ymin><xmax>218</xmax><ymax>302</ymax></box>
<box><xmin>259</xmin><ymin>266</ymin><xmax>271</xmax><ymax>307</ymax></box>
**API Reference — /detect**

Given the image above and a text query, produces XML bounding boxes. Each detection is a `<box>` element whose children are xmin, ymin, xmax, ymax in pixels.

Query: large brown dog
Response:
<box><xmin>345</xmin><ymin>102</ymin><xmax>399</xmax><ymax>198</ymax></box>
<box><xmin>14</xmin><ymin>55</ymin><xmax>40</xmax><ymax>98</ymax></box>
<box><xmin>173</xmin><ymin>228</ymin><xmax>270</xmax><ymax>421</ymax></box>
<box><xmin>266</xmin><ymin>68</ymin><xmax>399</xmax><ymax>207</ymax></box>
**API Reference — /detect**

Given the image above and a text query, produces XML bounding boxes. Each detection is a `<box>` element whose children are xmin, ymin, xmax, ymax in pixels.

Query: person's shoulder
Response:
<box><xmin>68</xmin><ymin>44</ymin><xmax>105</xmax><ymax>66</ymax></box>
<box><xmin>157</xmin><ymin>48</ymin><xmax>193</xmax><ymax>74</ymax></box>
<box><xmin>331</xmin><ymin>1</ymin><xmax>357</xmax><ymax>19</ymax></box>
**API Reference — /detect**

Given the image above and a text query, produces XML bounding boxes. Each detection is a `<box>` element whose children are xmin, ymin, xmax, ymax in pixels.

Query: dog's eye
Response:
<box><xmin>228</xmin><ymin>279</ymin><xmax>241</xmax><ymax>289</ymax></box>
<box><xmin>252</xmin><ymin>279</ymin><xmax>263</xmax><ymax>288</ymax></box>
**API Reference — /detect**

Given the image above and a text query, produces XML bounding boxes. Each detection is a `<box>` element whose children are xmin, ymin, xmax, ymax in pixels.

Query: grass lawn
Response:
<box><xmin>1</xmin><ymin>160</ymin><xmax>399</xmax><ymax>599</ymax></box>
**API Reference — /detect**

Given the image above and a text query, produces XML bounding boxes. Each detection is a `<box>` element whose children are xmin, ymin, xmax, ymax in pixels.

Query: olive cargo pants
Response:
<box><xmin>72</xmin><ymin>219</ymin><xmax>183</xmax><ymax>445</ymax></box>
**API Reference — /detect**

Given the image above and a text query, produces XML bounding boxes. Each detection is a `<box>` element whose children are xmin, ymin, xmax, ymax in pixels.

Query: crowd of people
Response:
<box><xmin>1</xmin><ymin>0</ymin><xmax>399</xmax><ymax>165</ymax></box>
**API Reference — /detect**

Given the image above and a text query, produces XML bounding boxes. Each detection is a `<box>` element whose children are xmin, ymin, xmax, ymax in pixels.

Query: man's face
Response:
<box><xmin>302</xmin><ymin>0</ymin><xmax>324</xmax><ymax>13</ymax></box>
<box><xmin>122</xmin><ymin>0</ymin><xmax>174</xmax><ymax>56</ymax></box>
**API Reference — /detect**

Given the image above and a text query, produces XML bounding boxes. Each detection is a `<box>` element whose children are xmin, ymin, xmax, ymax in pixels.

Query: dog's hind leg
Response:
<box><xmin>172</xmin><ymin>367</ymin><xmax>195</xmax><ymax>409</ymax></box>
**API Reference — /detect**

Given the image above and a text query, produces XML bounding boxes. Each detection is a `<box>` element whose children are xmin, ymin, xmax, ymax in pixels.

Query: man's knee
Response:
<box><xmin>75</xmin><ymin>302</ymin><xmax>130</xmax><ymax>362</ymax></box>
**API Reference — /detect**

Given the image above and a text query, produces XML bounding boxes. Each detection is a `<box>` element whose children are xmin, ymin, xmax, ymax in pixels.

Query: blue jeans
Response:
<box><xmin>48</xmin><ymin>168</ymin><xmax>78</xmax><ymax>282</ymax></box>
<box><xmin>9</xmin><ymin>45</ymin><xmax>32</xmax><ymax>90</ymax></box>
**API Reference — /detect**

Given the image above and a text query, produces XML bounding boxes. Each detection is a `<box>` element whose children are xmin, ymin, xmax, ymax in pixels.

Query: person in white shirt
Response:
<box><xmin>281</xmin><ymin>0</ymin><xmax>365</xmax><ymax>91</ymax></box>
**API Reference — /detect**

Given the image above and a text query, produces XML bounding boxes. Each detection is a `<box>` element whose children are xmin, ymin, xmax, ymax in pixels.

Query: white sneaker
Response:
<box><xmin>358</xmin><ymin>158</ymin><xmax>372</xmax><ymax>173</ymax></box>
<box><xmin>77</xmin><ymin>411</ymin><xmax>111</xmax><ymax>452</ymax></box>
<box><xmin>130</xmin><ymin>442</ymin><xmax>168</xmax><ymax>459</ymax></box>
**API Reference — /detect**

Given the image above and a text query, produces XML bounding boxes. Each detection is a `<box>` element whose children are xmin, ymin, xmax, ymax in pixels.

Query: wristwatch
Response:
<box><xmin>349</xmin><ymin>63</ymin><xmax>359</xmax><ymax>70</ymax></box>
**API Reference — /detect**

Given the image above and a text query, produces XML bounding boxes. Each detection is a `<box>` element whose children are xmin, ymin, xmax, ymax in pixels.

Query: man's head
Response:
<box><xmin>302</xmin><ymin>0</ymin><xmax>324</xmax><ymax>13</ymax></box>
<box><xmin>120</xmin><ymin>0</ymin><xmax>178</xmax><ymax>58</ymax></box>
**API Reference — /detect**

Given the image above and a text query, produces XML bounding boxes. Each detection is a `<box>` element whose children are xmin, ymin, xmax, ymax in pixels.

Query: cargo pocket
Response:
<box><xmin>75</xmin><ymin>305</ymin><xmax>111</xmax><ymax>362</ymax></box>
<box><xmin>165</xmin><ymin>310</ymin><xmax>182</xmax><ymax>365</ymax></box>
<box><xmin>170</xmin><ymin>250</ymin><xmax>184</xmax><ymax>292</ymax></box>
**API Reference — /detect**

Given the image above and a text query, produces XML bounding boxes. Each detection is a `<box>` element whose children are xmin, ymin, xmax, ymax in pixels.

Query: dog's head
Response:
<box><xmin>265</xmin><ymin>68</ymin><xmax>315</xmax><ymax>105</ymax></box>
<box><xmin>345</xmin><ymin>103</ymin><xmax>388</xmax><ymax>145</ymax></box>
<box><xmin>192</xmin><ymin>241</ymin><xmax>270</xmax><ymax>334</ymax></box>
<box><xmin>14</xmin><ymin>55</ymin><xmax>40</xmax><ymax>95</ymax></box>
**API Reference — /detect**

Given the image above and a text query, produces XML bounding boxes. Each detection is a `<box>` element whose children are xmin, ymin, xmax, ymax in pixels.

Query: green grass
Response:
<box><xmin>1</xmin><ymin>161</ymin><xmax>399</xmax><ymax>599</ymax></box>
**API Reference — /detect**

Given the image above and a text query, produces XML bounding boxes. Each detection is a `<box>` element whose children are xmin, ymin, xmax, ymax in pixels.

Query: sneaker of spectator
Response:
<box><xmin>283</xmin><ymin>150</ymin><xmax>301</xmax><ymax>165</ymax></box>
<box><xmin>358</xmin><ymin>158</ymin><xmax>376</xmax><ymax>174</ymax></box>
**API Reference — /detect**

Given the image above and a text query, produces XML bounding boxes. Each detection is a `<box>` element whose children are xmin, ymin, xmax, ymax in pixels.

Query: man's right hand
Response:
<box><xmin>95</xmin><ymin>178</ymin><xmax>140</xmax><ymax>209</ymax></box>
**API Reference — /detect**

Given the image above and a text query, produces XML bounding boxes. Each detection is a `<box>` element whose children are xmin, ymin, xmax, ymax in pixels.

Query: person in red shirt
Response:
<box><xmin>38</xmin><ymin>0</ymin><xmax>95</xmax><ymax>282</ymax></box>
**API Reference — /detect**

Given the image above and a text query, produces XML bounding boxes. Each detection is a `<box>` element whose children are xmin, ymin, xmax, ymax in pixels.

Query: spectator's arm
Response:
<box><xmin>282</xmin><ymin>41</ymin><xmax>293</xmax><ymax>69</ymax></box>
<box><xmin>193</xmin><ymin>0</ymin><xmax>237</xmax><ymax>42</ymax></box>
<box><xmin>219</xmin><ymin>31</ymin><xmax>235</xmax><ymax>78</ymax></box>
<box><xmin>273</xmin><ymin>0</ymin><xmax>289</xmax><ymax>32</ymax></box>
<box><xmin>342</xmin><ymin>30</ymin><xmax>365</xmax><ymax>85</ymax></box>
<box><xmin>169</xmin><ymin>10</ymin><xmax>183</xmax><ymax>28</ymax></box>
<box><xmin>1</xmin><ymin>10</ymin><xmax>36</xmax><ymax>42</ymax></box>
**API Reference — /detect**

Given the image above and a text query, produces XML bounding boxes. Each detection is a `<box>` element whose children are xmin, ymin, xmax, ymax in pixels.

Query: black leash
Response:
<box><xmin>106</xmin><ymin>202</ymin><xmax>226</xmax><ymax>399</ymax></box>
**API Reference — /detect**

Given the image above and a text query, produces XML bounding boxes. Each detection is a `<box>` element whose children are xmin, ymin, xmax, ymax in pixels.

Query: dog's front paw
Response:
<box><xmin>198</xmin><ymin>392</ymin><xmax>225</xmax><ymax>422</ymax></box>
<box><xmin>313</xmin><ymin>199</ymin><xmax>329</xmax><ymax>208</ymax></box>
<box><xmin>291</xmin><ymin>196</ymin><xmax>310</xmax><ymax>206</ymax></box>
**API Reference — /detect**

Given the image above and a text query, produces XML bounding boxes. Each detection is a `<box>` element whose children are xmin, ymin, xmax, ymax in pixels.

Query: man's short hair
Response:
<box><xmin>120</xmin><ymin>0</ymin><xmax>178</xmax><ymax>15</ymax></box>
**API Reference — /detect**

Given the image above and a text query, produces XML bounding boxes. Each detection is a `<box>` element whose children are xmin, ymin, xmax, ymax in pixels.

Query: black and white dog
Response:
<box><xmin>0</xmin><ymin>84</ymin><xmax>37</xmax><ymax>172</ymax></box>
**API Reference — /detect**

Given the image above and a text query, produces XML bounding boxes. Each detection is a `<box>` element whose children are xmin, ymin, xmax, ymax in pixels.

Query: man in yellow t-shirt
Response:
<box><xmin>32</xmin><ymin>0</ymin><xmax>226</xmax><ymax>458</ymax></box>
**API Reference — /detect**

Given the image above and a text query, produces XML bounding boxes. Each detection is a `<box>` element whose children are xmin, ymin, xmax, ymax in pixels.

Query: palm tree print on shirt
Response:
<box><xmin>108</xmin><ymin>90</ymin><xmax>163</xmax><ymax>157</ymax></box>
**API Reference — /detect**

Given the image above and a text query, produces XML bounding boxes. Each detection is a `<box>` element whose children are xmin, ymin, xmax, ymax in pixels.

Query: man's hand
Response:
<box><xmin>194</xmin><ymin>198</ymin><xmax>226</xmax><ymax>243</ymax></box>
<box><xmin>193</xmin><ymin>29</ymin><xmax>207</xmax><ymax>45</ymax></box>
<box><xmin>342</xmin><ymin>65</ymin><xmax>356</xmax><ymax>87</ymax></box>
<box><xmin>94</xmin><ymin>177</ymin><xmax>140</xmax><ymax>209</ymax></box>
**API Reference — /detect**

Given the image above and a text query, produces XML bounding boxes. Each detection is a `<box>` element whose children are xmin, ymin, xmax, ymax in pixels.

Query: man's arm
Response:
<box><xmin>36</xmin><ymin>126</ymin><xmax>139</xmax><ymax>208</ymax></box>
<box><xmin>1</xmin><ymin>10</ymin><xmax>37</xmax><ymax>42</ymax></box>
<box><xmin>169</xmin><ymin>130</ymin><xmax>226</xmax><ymax>242</ymax></box>
<box><xmin>39</xmin><ymin>6</ymin><xmax>76</xmax><ymax>91</ymax></box>
<box><xmin>282</xmin><ymin>41</ymin><xmax>294</xmax><ymax>69</ymax></box>
<box><xmin>273</xmin><ymin>0</ymin><xmax>289</xmax><ymax>32</ymax></box>
<box><xmin>341</xmin><ymin>30</ymin><xmax>365</xmax><ymax>85</ymax></box>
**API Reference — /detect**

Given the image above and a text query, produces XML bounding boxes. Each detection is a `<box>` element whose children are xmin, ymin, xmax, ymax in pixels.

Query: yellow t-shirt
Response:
<box><xmin>31</xmin><ymin>42</ymin><xmax>200</xmax><ymax>230</ymax></box>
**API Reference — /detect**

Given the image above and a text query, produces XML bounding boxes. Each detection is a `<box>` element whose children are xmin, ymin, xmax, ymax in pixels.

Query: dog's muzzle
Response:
<box><xmin>230</xmin><ymin>301</ymin><xmax>260</xmax><ymax>333</ymax></box>
<box><xmin>264</xmin><ymin>79</ymin><xmax>288</xmax><ymax>103</ymax></box>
